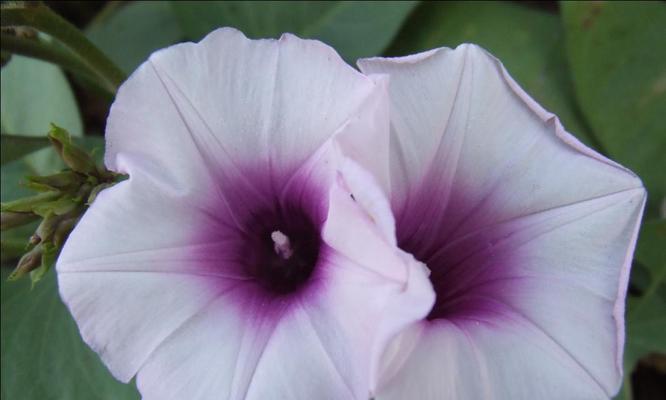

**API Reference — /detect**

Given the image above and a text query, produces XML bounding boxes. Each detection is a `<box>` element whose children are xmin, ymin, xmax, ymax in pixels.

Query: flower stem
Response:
<box><xmin>1</xmin><ymin>3</ymin><xmax>126</xmax><ymax>94</ymax></box>
<box><xmin>0</xmin><ymin>33</ymin><xmax>98</xmax><ymax>84</ymax></box>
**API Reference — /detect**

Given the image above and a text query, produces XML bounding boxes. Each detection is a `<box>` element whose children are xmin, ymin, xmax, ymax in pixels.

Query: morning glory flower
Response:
<box><xmin>358</xmin><ymin>45</ymin><xmax>646</xmax><ymax>399</ymax></box>
<box><xmin>56</xmin><ymin>28</ymin><xmax>433</xmax><ymax>399</ymax></box>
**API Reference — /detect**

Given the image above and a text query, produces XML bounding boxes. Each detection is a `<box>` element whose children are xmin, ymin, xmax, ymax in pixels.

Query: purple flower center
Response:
<box><xmin>194</xmin><ymin>167</ymin><xmax>328</xmax><ymax>308</ymax></box>
<box><xmin>395</xmin><ymin>174</ymin><xmax>518</xmax><ymax>323</ymax></box>
<box><xmin>236</xmin><ymin>202</ymin><xmax>322</xmax><ymax>295</ymax></box>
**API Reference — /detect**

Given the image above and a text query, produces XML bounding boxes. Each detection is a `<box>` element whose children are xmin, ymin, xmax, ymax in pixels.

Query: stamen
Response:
<box><xmin>271</xmin><ymin>230</ymin><xmax>293</xmax><ymax>260</ymax></box>
<box><xmin>421</xmin><ymin>262</ymin><xmax>431</xmax><ymax>277</ymax></box>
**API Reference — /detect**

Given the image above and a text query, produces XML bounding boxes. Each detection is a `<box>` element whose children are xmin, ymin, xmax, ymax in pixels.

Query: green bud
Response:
<box><xmin>0</xmin><ymin>211</ymin><xmax>38</xmax><ymax>230</ymax></box>
<box><xmin>48</xmin><ymin>124</ymin><xmax>97</xmax><ymax>176</ymax></box>
<box><xmin>47</xmin><ymin>123</ymin><xmax>70</xmax><ymax>156</ymax></box>
<box><xmin>62</xmin><ymin>145</ymin><xmax>98</xmax><ymax>176</ymax></box>
<box><xmin>87</xmin><ymin>182</ymin><xmax>115</xmax><ymax>205</ymax></box>
<box><xmin>30</xmin><ymin>242</ymin><xmax>57</xmax><ymax>286</ymax></box>
<box><xmin>74</xmin><ymin>182</ymin><xmax>94</xmax><ymax>201</ymax></box>
<box><xmin>29</xmin><ymin>234</ymin><xmax>40</xmax><ymax>245</ymax></box>
<box><xmin>100</xmin><ymin>169</ymin><xmax>123</xmax><ymax>183</ymax></box>
<box><xmin>32</xmin><ymin>196</ymin><xmax>81</xmax><ymax>217</ymax></box>
<box><xmin>81</xmin><ymin>172</ymin><xmax>98</xmax><ymax>186</ymax></box>
<box><xmin>25</xmin><ymin>171</ymin><xmax>83</xmax><ymax>192</ymax></box>
<box><xmin>53</xmin><ymin>215</ymin><xmax>79</xmax><ymax>248</ymax></box>
<box><xmin>1</xmin><ymin>191</ymin><xmax>59</xmax><ymax>213</ymax></box>
<box><xmin>8</xmin><ymin>244</ymin><xmax>42</xmax><ymax>281</ymax></box>
<box><xmin>35</xmin><ymin>212</ymin><xmax>59</xmax><ymax>243</ymax></box>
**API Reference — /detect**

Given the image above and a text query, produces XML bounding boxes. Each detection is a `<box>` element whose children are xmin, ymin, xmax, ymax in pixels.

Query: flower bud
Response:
<box><xmin>30</xmin><ymin>242</ymin><xmax>57</xmax><ymax>285</ymax></box>
<box><xmin>1</xmin><ymin>191</ymin><xmax>59</xmax><ymax>213</ymax></box>
<box><xmin>32</xmin><ymin>196</ymin><xmax>80</xmax><ymax>217</ymax></box>
<box><xmin>8</xmin><ymin>244</ymin><xmax>42</xmax><ymax>281</ymax></box>
<box><xmin>48</xmin><ymin>124</ymin><xmax>97</xmax><ymax>176</ymax></box>
<box><xmin>35</xmin><ymin>212</ymin><xmax>59</xmax><ymax>243</ymax></box>
<box><xmin>53</xmin><ymin>215</ymin><xmax>79</xmax><ymax>248</ymax></box>
<box><xmin>29</xmin><ymin>234</ymin><xmax>40</xmax><ymax>245</ymax></box>
<box><xmin>0</xmin><ymin>211</ymin><xmax>38</xmax><ymax>230</ymax></box>
<box><xmin>87</xmin><ymin>182</ymin><xmax>115</xmax><ymax>205</ymax></box>
<box><xmin>25</xmin><ymin>171</ymin><xmax>83</xmax><ymax>192</ymax></box>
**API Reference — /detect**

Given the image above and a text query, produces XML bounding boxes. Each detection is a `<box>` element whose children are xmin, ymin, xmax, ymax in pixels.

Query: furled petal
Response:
<box><xmin>242</xmin><ymin>179</ymin><xmax>433</xmax><ymax>400</ymax></box>
<box><xmin>58</xmin><ymin>28</ymin><xmax>432</xmax><ymax>399</ymax></box>
<box><xmin>359</xmin><ymin>45</ymin><xmax>646</xmax><ymax>398</ymax></box>
<box><xmin>324</xmin><ymin>169</ymin><xmax>435</xmax><ymax>393</ymax></box>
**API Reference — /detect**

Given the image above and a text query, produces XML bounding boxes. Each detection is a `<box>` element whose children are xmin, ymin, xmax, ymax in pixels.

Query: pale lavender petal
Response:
<box><xmin>359</xmin><ymin>44</ymin><xmax>646</xmax><ymax>398</ymax></box>
<box><xmin>58</xmin><ymin>27</ymin><xmax>431</xmax><ymax>399</ymax></box>
<box><xmin>378</xmin><ymin>320</ymin><xmax>615</xmax><ymax>400</ymax></box>
<box><xmin>58</xmin><ymin>173</ymin><xmax>223</xmax><ymax>382</ymax></box>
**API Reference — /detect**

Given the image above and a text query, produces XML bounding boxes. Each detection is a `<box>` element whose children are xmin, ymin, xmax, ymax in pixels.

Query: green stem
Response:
<box><xmin>1</xmin><ymin>4</ymin><xmax>126</xmax><ymax>94</ymax></box>
<box><xmin>0</xmin><ymin>33</ymin><xmax>99</xmax><ymax>84</ymax></box>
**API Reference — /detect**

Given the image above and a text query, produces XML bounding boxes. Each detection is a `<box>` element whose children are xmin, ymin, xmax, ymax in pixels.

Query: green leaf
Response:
<box><xmin>1</xmin><ymin>268</ymin><xmax>140</xmax><ymax>399</ymax></box>
<box><xmin>1</xmin><ymin>55</ymin><xmax>83</xmax><ymax>174</ymax></box>
<box><xmin>170</xmin><ymin>0</ymin><xmax>417</xmax><ymax>62</ymax></box>
<box><xmin>635</xmin><ymin>220</ymin><xmax>666</xmax><ymax>282</ymax></box>
<box><xmin>1</xmin><ymin>159</ymin><xmax>34</xmax><ymax>202</ymax></box>
<box><xmin>1</xmin><ymin>160</ymin><xmax>37</xmax><ymax>262</ymax></box>
<box><xmin>561</xmin><ymin>1</ymin><xmax>666</xmax><ymax>216</ymax></box>
<box><xmin>625</xmin><ymin>220</ymin><xmax>666</xmax><ymax>368</ymax></box>
<box><xmin>0</xmin><ymin>134</ymin><xmax>50</xmax><ymax>165</ymax></box>
<box><xmin>87</xmin><ymin>1</ymin><xmax>183</xmax><ymax>74</ymax></box>
<box><xmin>386</xmin><ymin>1</ymin><xmax>595</xmax><ymax>147</ymax></box>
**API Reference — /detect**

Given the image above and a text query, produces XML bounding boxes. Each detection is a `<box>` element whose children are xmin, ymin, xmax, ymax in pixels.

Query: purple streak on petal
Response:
<box><xmin>190</xmin><ymin>163</ymin><xmax>330</xmax><ymax>324</ymax></box>
<box><xmin>396</xmin><ymin>171</ymin><xmax>523</xmax><ymax>323</ymax></box>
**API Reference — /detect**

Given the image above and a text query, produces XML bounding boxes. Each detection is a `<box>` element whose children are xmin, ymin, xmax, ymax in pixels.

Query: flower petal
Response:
<box><xmin>378</xmin><ymin>320</ymin><xmax>615</xmax><ymax>400</ymax></box>
<box><xmin>359</xmin><ymin>44</ymin><xmax>646</xmax><ymax>398</ymax></box>
<box><xmin>106</xmin><ymin>28</ymin><xmax>379</xmax><ymax>193</ymax></box>
<box><xmin>358</xmin><ymin>45</ymin><xmax>642</xmax><ymax>229</ymax></box>
<box><xmin>135</xmin><ymin>292</ymin><xmax>282</xmax><ymax>400</ymax></box>
<box><xmin>57</xmin><ymin>174</ymin><xmax>231</xmax><ymax>382</ymax></box>
<box><xmin>334</xmin><ymin>74</ymin><xmax>393</xmax><ymax>197</ymax></box>
<box><xmin>123</xmin><ymin>171</ymin><xmax>434</xmax><ymax>400</ymax></box>
<box><xmin>374</xmin><ymin>188</ymin><xmax>644</xmax><ymax>399</ymax></box>
<box><xmin>59</xmin><ymin>27</ymin><xmax>432</xmax><ymax>399</ymax></box>
<box><xmin>324</xmin><ymin>175</ymin><xmax>435</xmax><ymax>395</ymax></box>
<box><xmin>240</xmin><ymin>185</ymin><xmax>433</xmax><ymax>399</ymax></box>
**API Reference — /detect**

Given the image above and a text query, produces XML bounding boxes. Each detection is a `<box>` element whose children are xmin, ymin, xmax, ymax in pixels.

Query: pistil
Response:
<box><xmin>271</xmin><ymin>230</ymin><xmax>294</xmax><ymax>260</ymax></box>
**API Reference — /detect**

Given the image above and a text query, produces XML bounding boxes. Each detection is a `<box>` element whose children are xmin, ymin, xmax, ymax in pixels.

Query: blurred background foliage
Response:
<box><xmin>1</xmin><ymin>1</ymin><xmax>664</xmax><ymax>399</ymax></box>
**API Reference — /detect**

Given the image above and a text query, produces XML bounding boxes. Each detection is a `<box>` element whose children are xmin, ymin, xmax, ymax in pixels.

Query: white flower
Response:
<box><xmin>57</xmin><ymin>28</ymin><xmax>433</xmax><ymax>400</ymax></box>
<box><xmin>359</xmin><ymin>44</ymin><xmax>646</xmax><ymax>399</ymax></box>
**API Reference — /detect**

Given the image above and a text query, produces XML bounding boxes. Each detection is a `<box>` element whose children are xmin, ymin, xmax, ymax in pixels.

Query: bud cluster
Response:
<box><xmin>1</xmin><ymin>124</ymin><xmax>123</xmax><ymax>284</ymax></box>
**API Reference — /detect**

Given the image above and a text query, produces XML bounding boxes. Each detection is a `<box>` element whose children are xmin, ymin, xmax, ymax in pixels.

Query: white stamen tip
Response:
<box><xmin>420</xmin><ymin>262</ymin><xmax>431</xmax><ymax>277</ymax></box>
<box><xmin>271</xmin><ymin>230</ymin><xmax>293</xmax><ymax>260</ymax></box>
